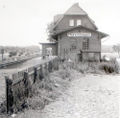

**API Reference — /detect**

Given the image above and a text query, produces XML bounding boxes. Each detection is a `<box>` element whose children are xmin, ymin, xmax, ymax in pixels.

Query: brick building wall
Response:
<box><xmin>57</xmin><ymin>27</ymin><xmax>101</xmax><ymax>61</ymax></box>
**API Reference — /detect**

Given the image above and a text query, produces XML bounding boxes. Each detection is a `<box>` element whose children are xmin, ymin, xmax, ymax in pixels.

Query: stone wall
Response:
<box><xmin>5</xmin><ymin>57</ymin><xmax>59</xmax><ymax>114</ymax></box>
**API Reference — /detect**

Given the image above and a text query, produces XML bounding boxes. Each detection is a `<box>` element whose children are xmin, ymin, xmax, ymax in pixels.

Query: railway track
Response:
<box><xmin>0</xmin><ymin>54</ymin><xmax>41</xmax><ymax>68</ymax></box>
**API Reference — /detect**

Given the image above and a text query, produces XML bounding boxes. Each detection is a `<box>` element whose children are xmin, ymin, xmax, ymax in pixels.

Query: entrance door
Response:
<box><xmin>77</xmin><ymin>53</ymin><xmax>82</xmax><ymax>62</ymax></box>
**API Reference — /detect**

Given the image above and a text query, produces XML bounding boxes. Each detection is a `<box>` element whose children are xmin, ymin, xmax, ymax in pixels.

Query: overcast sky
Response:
<box><xmin>0</xmin><ymin>0</ymin><xmax>119</xmax><ymax>46</ymax></box>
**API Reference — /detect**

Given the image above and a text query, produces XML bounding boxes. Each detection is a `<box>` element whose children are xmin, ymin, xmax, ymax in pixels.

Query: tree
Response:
<box><xmin>113</xmin><ymin>44</ymin><xmax>120</xmax><ymax>57</ymax></box>
<box><xmin>9</xmin><ymin>51</ymin><xmax>17</xmax><ymax>57</ymax></box>
<box><xmin>47</xmin><ymin>22</ymin><xmax>55</xmax><ymax>35</ymax></box>
<box><xmin>46</xmin><ymin>22</ymin><xmax>56</xmax><ymax>42</ymax></box>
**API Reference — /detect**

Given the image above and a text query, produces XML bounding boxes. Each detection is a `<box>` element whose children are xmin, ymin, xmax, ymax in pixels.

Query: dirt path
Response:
<box><xmin>16</xmin><ymin>72</ymin><xmax>120</xmax><ymax>118</ymax></box>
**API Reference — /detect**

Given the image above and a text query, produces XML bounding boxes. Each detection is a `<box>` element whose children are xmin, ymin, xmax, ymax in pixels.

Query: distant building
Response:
<box><xmin>40</xmin><ymin>3</ymin><xmax>108</xmax><ymax>62</ymax></box>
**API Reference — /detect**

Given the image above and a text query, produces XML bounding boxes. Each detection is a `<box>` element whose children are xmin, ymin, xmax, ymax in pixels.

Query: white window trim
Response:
<box><xmin>69</xmin><ymin>19</ymin><xmax>74</xmax><ymax>26</ymax></box>
<box><xmin>77</xmin><ymin>19</ymin><xmax>81</xmax><ymax>26</ymax></box>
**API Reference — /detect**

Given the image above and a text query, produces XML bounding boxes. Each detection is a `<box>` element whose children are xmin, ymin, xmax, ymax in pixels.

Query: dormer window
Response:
<box><xmin>77</xmin><ymin>19</ymin><xmax>81</xmax><ymax>26</ymax></box>
<box><xmin>69</xmin><ymin>19</ymin><xmax>74</xmax><ymax>26</ymax></box>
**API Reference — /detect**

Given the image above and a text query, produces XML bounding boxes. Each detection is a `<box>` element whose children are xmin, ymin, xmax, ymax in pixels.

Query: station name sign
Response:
<box><xmin>67</xmin><ymin>32</ymin><xmax>91</xmax><ymax>37</ymax></box>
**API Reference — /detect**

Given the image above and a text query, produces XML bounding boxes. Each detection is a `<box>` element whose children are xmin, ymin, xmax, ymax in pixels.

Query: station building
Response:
<box><xmin>40</xmin><ymin>3</ymin><xmax>108</xmax><ymax>62</ymax></box>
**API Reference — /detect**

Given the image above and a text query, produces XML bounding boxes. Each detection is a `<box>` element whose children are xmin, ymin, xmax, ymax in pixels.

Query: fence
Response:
<box><xmin>5</xmin><ymin>57</ymin><xmax>59</xmax><ymax>114</ymax></box>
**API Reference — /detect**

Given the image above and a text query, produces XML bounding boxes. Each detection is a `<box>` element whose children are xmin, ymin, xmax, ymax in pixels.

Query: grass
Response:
<box><xmin>98</xmin><ymin>60</ymin><xmax>119</xmax><ymax>74</ymax></box>
<box><xmin>0</xmin><ymin>62</ymin><xmax>72</xmax><ymax>116</ymax></box>
<box><xmin>0</xmin><ymin>60</ymin><xmax>119</xmax><ymax>117</ymax></box>
<box><xmin>26</xmin><ymin>65</ymin><xmax>72</xmax><ymax>110</ymax></box>
<box><xmin>75</xmin><ymin>60</ymin><xmax>119</xmax><ymax>74</ymax></box>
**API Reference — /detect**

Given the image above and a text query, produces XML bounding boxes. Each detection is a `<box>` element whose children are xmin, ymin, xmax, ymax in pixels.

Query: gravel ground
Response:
<box><xmin>15</xmin><ymin>71</ymin><xmax>120</xmax><ymax>118</ymax></box>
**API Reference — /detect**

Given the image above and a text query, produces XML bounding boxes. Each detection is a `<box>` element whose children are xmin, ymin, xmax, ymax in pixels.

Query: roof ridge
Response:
<box><xmin>52</xmin><ymin>3</ymin><xmax>97</xmax><ymax>30</ymax></box>
<box><xmin>64</xmin><ymin>3</ymin><xmax>87</xmax><ymax>15</ymax></box>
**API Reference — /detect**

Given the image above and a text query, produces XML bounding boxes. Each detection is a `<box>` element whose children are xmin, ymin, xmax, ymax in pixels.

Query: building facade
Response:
<box><xmin>41</xmin><ymin>3</ymin><xmax>108</xmax><ymax>62</ymax></box>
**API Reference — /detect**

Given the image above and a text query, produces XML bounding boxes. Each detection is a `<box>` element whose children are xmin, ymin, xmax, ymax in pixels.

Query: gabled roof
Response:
<box><xmin>52</xmin><ymin>25</ymin><xmax>108</xmax><ymax>39</ymax></box>
<box><xmin>53</xmin><ymin>3</ymin><xmax>97</xmax><ymax>30</ymax></box>
<box><xmin>65</xmin><ymin>3</ymin><xmax>87</xmax><ymax>15</ymax></box>
<box><xmin>54</xmin><ymin>14</ymin><xmax>64</xmax><ymax>23</ymax></box>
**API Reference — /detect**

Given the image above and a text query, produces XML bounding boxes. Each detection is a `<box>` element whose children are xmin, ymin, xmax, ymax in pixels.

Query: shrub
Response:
<box><xmin>75</xmin><ymin>60</ymin><xmax>119</xmax><ymax>74</ymax></box>
<box><xmin>26</xmin><ymin>67</ymin><xmax>71</xmax><ymax>110</ymax></box>
<box><xmin>76</xmin><ymin>62</ymin><xmax>89</xmax><ymax>73</ymax></box>
<box><xmin>98</xmin><ymin>60</ymin><xmax>119</xmax><ymax>73</ymax></box>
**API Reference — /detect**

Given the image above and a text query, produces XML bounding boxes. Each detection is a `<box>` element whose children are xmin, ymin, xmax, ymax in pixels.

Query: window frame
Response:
<box><xmin>69</xmin><ymin>19</ymin><xmax>74</xmax><ymax>26</ymax></box>
<box><xmin>82</xmin><ymin>38</ymin><xmax>89</xmax><ymax>50</ymax></box>
<box><xmin>77</xmin><ymin>19</ymin><xmax>82</xmax><ymax>26</ymax></box>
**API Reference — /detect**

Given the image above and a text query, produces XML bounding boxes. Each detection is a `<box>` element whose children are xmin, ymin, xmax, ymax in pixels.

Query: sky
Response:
<box><xmin>0</xmin><ymin>0</ymin><xmax>120</xmax><ymax>46</ymax></box>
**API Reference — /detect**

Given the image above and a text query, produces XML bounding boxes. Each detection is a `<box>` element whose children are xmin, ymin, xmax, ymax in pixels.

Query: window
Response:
<box><xmin>77</xmin><ymin>19</ymin><xmax>81</xmax><ymax>26</ymax></box>
<box><xmin>69</xmin><ymin>19</ymin><xmax>74</xmax><ymax>26</ymax></box>
<box><xmin>82</xmin><ymin>38</ymin><xmax>89</xmax><ymax>50</ymax></box>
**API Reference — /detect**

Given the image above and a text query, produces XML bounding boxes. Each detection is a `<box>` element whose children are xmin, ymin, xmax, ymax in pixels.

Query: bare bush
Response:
<box><xmin>75</xmin><ymin>60</ymin><xmax>119</xmax><ymax>74</ymax></box>
<box><xmin>99</xmin><ymin>60</ymin><xmax>119</xmax><ymax>74</ymax></box>
<box><xmin>26</xmin><ymin>66</ymin><xmax>71</xmax><ymax>110</ymax></box>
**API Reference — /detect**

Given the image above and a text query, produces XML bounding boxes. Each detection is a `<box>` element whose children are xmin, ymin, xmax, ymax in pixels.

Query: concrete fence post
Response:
<box><xmin>53</xmin><ymin>58</ymin><xmax>59</xmax><ymax>70</ymax></box>
<box><xmin>39</xmin><ymin>65</ymin><xmax>43</xmax><ymax>80</ymax></box>
<box><xmin>48</xmin><ymin>61</ymin><xmax>52</xmax><ymax>72</ymax></box>
<box><xmin>5</xmin><ymin>76</ymin><xmax>13</xmax><ymax>114</ymax></box>
<box><xmin>34</xmin><ymin>67</ymin><xmax>37</xmax><ymax>83</ymax></box>
<box><xmin>23</xmin><ymin>72</ymin><xmax>32</xmax><ymax>97</ymax></box>
<box><xmin>44</xmin><ymin>63</ymin><xmax>48</xmax><ymax>76</ymax></box>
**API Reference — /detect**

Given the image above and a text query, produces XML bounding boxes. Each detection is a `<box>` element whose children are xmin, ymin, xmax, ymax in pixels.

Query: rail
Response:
<box><xmin>0</xmin><ymin>53</ymin><xmax>41</xmax><ymax>68</ymax></box>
